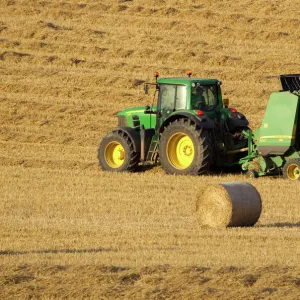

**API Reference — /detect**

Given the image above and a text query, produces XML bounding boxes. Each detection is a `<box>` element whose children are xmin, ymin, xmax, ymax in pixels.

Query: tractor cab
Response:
<box><xmin>157</xmin><ymin>77</ymin><xmax>222</xmax><ymax>111</ymax></box>
<box><xmin>146</xmin><ymin>71</ymin><xmax>223</xmax><ymax>113</ymax></box>
<box><xmin>156</xmin><ymin>78</ymin><xmax>222</xmax><ymax>132</ymax></box>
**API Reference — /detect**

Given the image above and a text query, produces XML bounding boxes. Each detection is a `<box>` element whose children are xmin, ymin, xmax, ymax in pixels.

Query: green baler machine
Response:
<box><xmin>241</xmin><ymin>74</ymin><xmax>300</xmax><ymax>179</ymax></box>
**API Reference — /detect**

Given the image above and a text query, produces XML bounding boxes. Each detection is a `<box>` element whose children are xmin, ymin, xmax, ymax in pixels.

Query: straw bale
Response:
<box><xmin>196</xmin><ymin>182</ymin><xmax>262</xmax><ymax>228</ymax></box>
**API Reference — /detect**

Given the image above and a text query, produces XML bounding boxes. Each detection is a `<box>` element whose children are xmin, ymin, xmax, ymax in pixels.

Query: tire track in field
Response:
<box><xmin>0</xmin><ymin>156</ymin><xmax>98</xmax><ymax>171</ymax></box>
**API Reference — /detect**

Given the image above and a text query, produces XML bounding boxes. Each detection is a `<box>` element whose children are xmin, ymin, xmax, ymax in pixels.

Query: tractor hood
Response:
<box><xmin>118</xmin><ymin>106</ymin><xmax>156</xmax><ymax>117</ymax></box>
<box><xmin>118</xmin><ymin>106</ymin><xmax>157</xmax><ymax>129</ymax></box>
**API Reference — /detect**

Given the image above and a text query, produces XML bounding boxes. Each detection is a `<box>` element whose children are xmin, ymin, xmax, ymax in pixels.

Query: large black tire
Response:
<box><xmin>282</xmin><ymin>158</ymin><xmax>300</xmax><ymax>180</ymax></box>
<box><xmin>159</xmin><ymin>119</ymin><xmax>212</xmax><ymax>175</ymax></box>
<box><xmin>98</xmin><ymin>130</ymin><xmax>139</xmax><ymax>172</ymax></box>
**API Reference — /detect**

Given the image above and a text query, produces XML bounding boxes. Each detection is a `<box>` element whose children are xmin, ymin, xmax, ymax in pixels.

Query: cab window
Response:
<box><xmin>160</xmin><ymin>84</ymin><xmax>187</xmax><ymax>110</ymax></box>
<box><xmin>191</xmin><ymin>84</ymin><xmax>218</xmax><ymax>110</ymax></box>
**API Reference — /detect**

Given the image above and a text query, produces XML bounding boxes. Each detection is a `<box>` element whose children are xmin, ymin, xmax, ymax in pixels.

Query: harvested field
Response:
<box><xmin>1</xmin><ymin>0</ymin><xmax>300</xmax><ymax>298</ymax></box>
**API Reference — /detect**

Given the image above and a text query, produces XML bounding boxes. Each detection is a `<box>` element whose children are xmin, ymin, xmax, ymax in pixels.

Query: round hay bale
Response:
<box><xmin>195</xmin><ymin>182</ymin><xmax>262</xmax><ymax>228</ymax></box>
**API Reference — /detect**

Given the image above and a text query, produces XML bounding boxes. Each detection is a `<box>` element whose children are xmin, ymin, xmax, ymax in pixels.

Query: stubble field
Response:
<box><xmin>1</xmin><ymin>0</ymin><xmax>300</xmax><ymax>298</ymax></box>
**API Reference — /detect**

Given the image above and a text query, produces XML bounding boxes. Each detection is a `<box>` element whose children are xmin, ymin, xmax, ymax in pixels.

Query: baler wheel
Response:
<box><xmin>98</xmin><ymin>131</ymin><xmax>139</xmax><ymax>172</ymax></box>
<box><xmin>159</xmin><ymin>119</ymin><xmax>211</xmax><ymax>175</ymax></box>
<box><xmin>283</xmin><ymin>159</ymin><xmax>300</xmax><ymax>180</ymax></box>
<box><xmin>245</xmin><ymin>170</ymin><xmax>258</xmax><ymax>179</ymax></box>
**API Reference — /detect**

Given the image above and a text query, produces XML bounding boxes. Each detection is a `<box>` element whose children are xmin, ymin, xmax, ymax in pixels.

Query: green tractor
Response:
<box><xmin>98</xmin><ymin>71</ymin><xmax>249</xmax><ymax>175</ymax></box>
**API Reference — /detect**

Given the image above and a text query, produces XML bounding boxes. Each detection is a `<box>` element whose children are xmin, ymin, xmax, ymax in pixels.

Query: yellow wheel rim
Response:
<box><xmin>287</xmin><ymin>164</ymin><xmax>300</xmax><ymax>180</ymax></box>
<box><xmin>247</xmin><ymin>172</ymin><xmax>254</xmax><ymax>179</ymax></box>
<box><xmin>104</xmin><ymin>141</ymin><xmax>125</xmax><ymax>168</ymax></box>
<box><xmin>167</xmin><ymin>133</ymin><xmax>194</xmax><ymax>169</ymax></box>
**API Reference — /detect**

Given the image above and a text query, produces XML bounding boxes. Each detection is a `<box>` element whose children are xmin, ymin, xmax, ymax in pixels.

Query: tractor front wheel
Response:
<box><xmin>159</xmin><ymin>119</ymin><xmax>212</xmax><ymax>175</ymax></box>
<box><xmin>98</xmin><ymin>131</ymin><xmax>139</xmax><ymax>172</ymax></box>
<box><xmin>283</xmin><ymin>158</ymin><xmax>300</xmax><ymax>180</ymax></box>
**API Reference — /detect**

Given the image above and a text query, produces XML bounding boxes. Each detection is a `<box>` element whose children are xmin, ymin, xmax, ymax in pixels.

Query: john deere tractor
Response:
<box><xmin>98</xmin><ymin>71</ymin><xmax>249</xmax><ymax>175</ymax></box>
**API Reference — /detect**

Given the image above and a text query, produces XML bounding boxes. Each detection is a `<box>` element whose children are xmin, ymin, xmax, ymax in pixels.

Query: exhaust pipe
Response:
<box><xmin>140</xmin><ymin>125</ymin><xmax>145</xmax><ymax>161</ymax></box>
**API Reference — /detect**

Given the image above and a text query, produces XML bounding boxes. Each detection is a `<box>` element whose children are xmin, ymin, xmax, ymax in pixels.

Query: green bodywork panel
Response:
<box><xmin>118</xmin><ymin>106</ymin><xmax>156</xmax><ymax>129</ymax></box>
<box><xmin>157</xmin><ymin>77</ymin><xmax>218</xmax><ymax>85</ymax></box>
<box><xmin>256</xmin><ymin>92</ymin><xmax>299</xmax><ymax>151</ymax></box>
<box><xmin>118</xmin><ymin>105</ymin><xmax>220</xmax><ymax>129</ymax></box>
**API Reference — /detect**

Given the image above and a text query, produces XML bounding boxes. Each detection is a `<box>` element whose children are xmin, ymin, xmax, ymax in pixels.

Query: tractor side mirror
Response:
<box><xmin>144</xmin><ymin>105</ymin><xmax>150</xmax><ymax>114</ymax></box>
<box><xmin>223</xmin><ymin>98</ymin><xmax>229</xmax><ymax>108</ymax></box>
<box><xmin>144</xmin><ymin>84</ymin><xmax>149</xmax><ymax>94</ymax></box>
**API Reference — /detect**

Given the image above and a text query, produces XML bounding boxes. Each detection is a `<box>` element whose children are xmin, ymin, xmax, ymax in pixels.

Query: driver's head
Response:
<box><xmin>192</xmin><ymin>86</ymin><xmax>204</xmax><ymax>96</ymax></box>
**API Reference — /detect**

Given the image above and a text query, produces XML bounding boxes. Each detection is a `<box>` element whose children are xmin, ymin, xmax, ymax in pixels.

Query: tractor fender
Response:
<box><xmin>227</xmin><ymin>113</ymin><xmax>249</xmax><ymax>132</ymax></box>
<box><xmin>159</xmin><ymin>112</ymin><xmax>214</xmax><ymax>133</ymax></box>
<box><xmin>112</xmin><ymin>126</ymin><xmax>141</xmax><ymax>153</ymax></box>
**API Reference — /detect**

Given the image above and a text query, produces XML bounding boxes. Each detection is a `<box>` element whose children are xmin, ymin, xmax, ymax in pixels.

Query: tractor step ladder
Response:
<box><xmin>146</xmin><ymin>139</ymin><xmax>159</xmax><ymax>162</ymax></box>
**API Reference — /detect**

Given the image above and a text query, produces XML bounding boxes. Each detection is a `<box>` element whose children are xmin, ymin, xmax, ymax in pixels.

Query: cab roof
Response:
<box><xmin>157</xmin><ymin>77</ymin><xmax>219</xmax><ymax>85</ymax></box>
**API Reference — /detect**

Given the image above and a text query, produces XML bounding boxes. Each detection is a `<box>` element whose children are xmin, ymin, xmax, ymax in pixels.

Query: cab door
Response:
<box><xmin>156</xmin><ymin>84</ymin><xmax>187</xmax><ymax>130</ymax></box>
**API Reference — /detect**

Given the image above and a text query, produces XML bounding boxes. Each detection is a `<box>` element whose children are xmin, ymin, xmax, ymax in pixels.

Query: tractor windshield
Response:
<box><xmin>191</xmin><ymin>84</ymin><xmax>218</xmax><ymax>110</ymax></box>
<box><xmin>160</xmin><ymin>84</ymin><xmax>187</xmax><ymax>111</ymax></box>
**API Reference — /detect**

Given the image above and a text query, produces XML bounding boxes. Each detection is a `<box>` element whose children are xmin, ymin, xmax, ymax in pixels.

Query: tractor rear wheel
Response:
<box><xmin>283</xmin><ymin>158</ymin><xmax>300</xmax><ymax>180</ymax></box>
<box><xmin>98</xmin><ymin>131</ymin><xmax>139</xmax><ymax>172</ymax></box>
<box><xmin>159</xmin><ymin>119</ymin><xmax>212</xmax><ymax>175</ymax></box>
